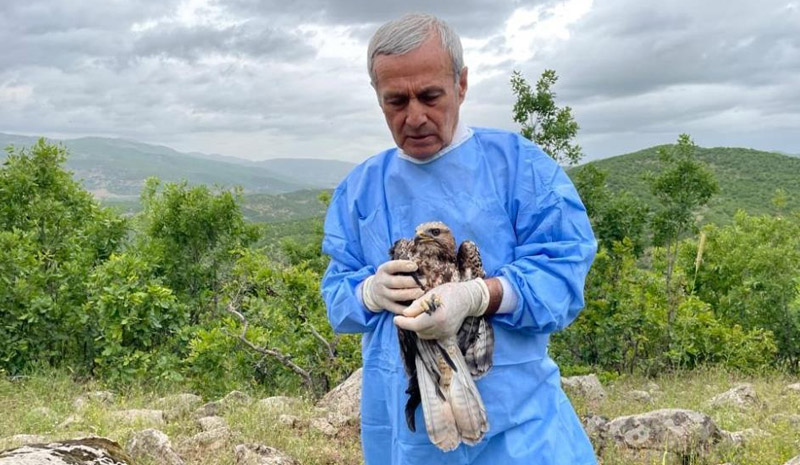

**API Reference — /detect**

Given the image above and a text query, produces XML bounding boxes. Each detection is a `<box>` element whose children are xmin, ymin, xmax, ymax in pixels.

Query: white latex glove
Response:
<box><xmin>361</xmin><ymin>260</ymin><xmax>426</xmax><ymax>314</ymax></box>
<box><xmin>393</xmin><ymin>279</ymin><xmax>490</xmax><ymax>339</ymax></box>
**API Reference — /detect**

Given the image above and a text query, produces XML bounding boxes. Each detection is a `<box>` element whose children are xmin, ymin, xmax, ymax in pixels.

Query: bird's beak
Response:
<box><xmin>414</xmin><ymin>231</ymin><xmax>432</xmax><ymax>244</ymax></box>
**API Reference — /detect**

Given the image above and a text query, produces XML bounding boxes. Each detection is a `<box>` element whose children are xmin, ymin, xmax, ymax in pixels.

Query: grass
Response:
<box><xmin>1</xmin><ymin>367</ymin><xmax>798</xmax><ymax>464</ymax></box>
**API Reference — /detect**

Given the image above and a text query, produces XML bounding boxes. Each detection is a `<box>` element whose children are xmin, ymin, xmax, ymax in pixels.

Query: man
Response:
<box><xmin>321</xmin><ymin>13</ymin><xmax>598</xmax><ymax>465</ymax></box>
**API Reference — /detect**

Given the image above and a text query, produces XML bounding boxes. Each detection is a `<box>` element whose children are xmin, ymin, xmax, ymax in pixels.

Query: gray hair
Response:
<box><xmin>367</xmin><ymin>13</ymin><xmax>464</xmax><ymax>85</ymax></box>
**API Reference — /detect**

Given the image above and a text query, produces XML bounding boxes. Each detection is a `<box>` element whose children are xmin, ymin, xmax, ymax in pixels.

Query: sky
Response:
<box><xmin>1</xmin><ymin>0</ymin><xmax>798</xmax><ymax>163</ymax></box>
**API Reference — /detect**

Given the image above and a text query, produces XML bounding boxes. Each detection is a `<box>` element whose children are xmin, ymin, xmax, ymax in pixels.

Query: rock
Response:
<box><xmin>73</xmin><ymin>391</ymin><xmax>114</xmax><ymax>410</ymax></box>
<box><xmin>769</xmin><ymin>413</ymin><xmax>800</xmax><ymax>426</ymax></box>
<box><xmin>581</xmin><ymin>415</ymin><xmax>608</xmax><ymax>448</ymax></box>
<box><xmin>709</xmin><ymin>384</ymin><xmax>760</xmax><ymax>409</ymax></box>
<box><xmin>193</xmin><ymin>401</ymin><xmax>223</xmax><ymax>418</ymax></box>
<box><xmin>561</xmin><ymin>374</ymin><xmax>607</xmax><ymax>403</ymax></box>
<box><xmin>310</xmin><ymin>417</ymin><xmax>337</xmax><ymax>437</ymax></box>
<box><xmin>278</xmin><ymin>414</ymin><xmax>304</xmax><ymax>428</ymax></box>
<box><xmin>605</xmin><ymin>409</ymin><xmax>721</xmax><ymax>455</ymax></box>
<box><xmin>179</xmin><ymin>427</ymin><xmax>230</xmax><ymax>453</ymax></box>
<box><xmin>58</xmin><ymin>414</ymin><xmax>85</xmax><ymax>430</ymax></box>
<box><xmin>317</xmin><ymin>368</ymin><xmax>362</xmax><ymax>425</ymax></box>
<box><xmin>784</xmin><ymin>383</ymin><xmax>800</xmax><ymax>394</ymax></box>
<box><xmin>234</xmin><ymin>443</ymin><xmax>297</xmax><ymax>465</ymax></box>
<box><xmin>720</xmin><ymin>427</ymin><xmax>767</xmax><ymax>446</ymax></box>
<box><xmin>221</xmin><ymin>390</ymin><xmax>251</xmax><ymax>406</ymax></box>
<box><xmin>645</xmin><ymin>381</ymin><xmax>661</xmax><ymax>392</ymax></box>
<box><xmin>785</xmin><ymin>456</ymin><xmax>800</xmax><ymax>465</ymax></box>
<box><xmin>629</xmin><ymin>390</ymin><xmax>653</xmax><ymax>403</ymax></box>
<box><xmin>258</xmin><ymin>396</ymin><xmax>301</xmax><ymax>412</ymax></box>
<box><xmin>197</xmin><ymin>416</ymin><xmax>228</xmax><ymax>432</ymax></box>
<box><xmin>1</xmin><ymin>437</ymin><xmax>132</xmax><ymax>465</ymax></box>
<box><xmin>155</xmin><ymin>393</ymin><xmax>203</xmax><ymax>421</ymax></box>
<box><xmin>126</xmin><ymin>429</ymin><xmax>184</xmax><ymax>465</ymax></box>
<box><xmin>109</xmin><ymin>409</ymin><xmax>165</xmax><ymax>426</ymax></box>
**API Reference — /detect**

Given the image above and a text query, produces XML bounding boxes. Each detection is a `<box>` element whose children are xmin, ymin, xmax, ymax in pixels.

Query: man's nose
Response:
<box><xmin>405</xmin><ymin>99</ymin><xmax>428</xmax><ymax>128</ymax></box>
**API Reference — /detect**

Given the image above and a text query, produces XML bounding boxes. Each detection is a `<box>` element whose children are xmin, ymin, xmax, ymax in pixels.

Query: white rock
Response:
<box><xmin>1</xmin><ymin>437</ymin><xmax>131</xmax><ymax>465</ymax></box>
<box><xmin>784</xmin><ymin>383</ymin><xmax>800</xmax><ymax>394</ymax></box>
<box><xmin>310</xmin><ymin>417</ymin><xmax>337</xmax><ymax>437</ymax></box>
<box><xmin>317</xmin><ymin>368</ymin><xmax>362</xmax><ymax>425</ymax></box>
<box><xmin>126</xmin><ymin>429</ymin><xmax>184</xmax><ymax>465</ymax></box>
<box><xmin>234</xmin><ymin>443</ymin><xmax>297</xmax><ymax>465</ymax></box>
<box><xmin>220</xmin><ymin>390</ymin><xmax>251</xmax><ymax>406</ymax></box>
<box><xmin>179</xmin><ymin>427</ymin><xmax>230</xmax><ymax>453</ymax></box>
<box><xmin>197</xmin><ymin>416</ymin><xmax>228</xmax><ymax>432</ymax></box>
<box><xmin>709</xmin><ymin>384</ymin><xmax>760</xmax><ymax>409</ymax></box>
<box><xmin>258</xmin><ymin>396</ymin><xmax>300</xmax><ymax>412</ymax></box>
<box><xmin>561</xmin><ymin>374</ymin><xmax>607</xmax><ymax>403</ymax></box>
<box><xmin>605</xmin><ymin>408</ymin><xmax>721</xmax><ymax>454</ymax></box>
<box><xmin>629</xmin><ymin>390</ymin><xmax>653</xmax><ymax>403</ymax></box>
<box><xmin>193</xmin><ymin>401</ymin><xmax>222</xmax><ymax>418</ymax></box>
<box><xmin>785</xmin><ymin>456</ymin><xmax>800</xmax><ymax>465</ymax></box>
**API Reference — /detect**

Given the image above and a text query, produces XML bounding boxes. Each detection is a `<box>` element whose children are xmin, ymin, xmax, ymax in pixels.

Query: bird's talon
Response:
<box><xmin>423</xmin><ymin>294</ymin><xmax>441</xmax><ymax>314</ymax></box>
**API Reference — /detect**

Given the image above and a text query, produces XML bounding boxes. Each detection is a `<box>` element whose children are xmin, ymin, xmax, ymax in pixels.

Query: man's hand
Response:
<box><xmin>362</xmin><ymin>260</ymin><xmax>426</xmax><ymax>314</ymax></box>
<box><xmin>393</xmin><ymin>279</ymin><xmax>490</xmax><ymax>339</ymax></box>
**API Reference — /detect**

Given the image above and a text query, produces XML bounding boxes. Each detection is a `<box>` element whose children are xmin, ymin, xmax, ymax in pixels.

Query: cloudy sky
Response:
<box><xmin>1</xmin><ymin>0</ymin><xmax>798</xmax><ymax>163</ymax></box>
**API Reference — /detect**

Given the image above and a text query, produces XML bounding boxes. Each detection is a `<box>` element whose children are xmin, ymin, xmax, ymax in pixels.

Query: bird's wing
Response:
<box><xmin>456</xmin><ymin>240</ymin><xmax>485</xmax><ymax>280</ymax></box>
<box><xmin>458</xmin><ymin>316</ymin><xmax>495</xmax><ymax>379</ymax></box>
<box><xmin>456</xmin><ymin>240</ymin><xmax>494</xmax><ymax>378</ymax></box>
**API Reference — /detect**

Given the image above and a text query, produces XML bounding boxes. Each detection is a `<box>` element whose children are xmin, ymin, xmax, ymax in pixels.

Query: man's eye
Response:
<box><xmin>419</xmin><ymin>93</ymin><xmax>441</xmax><ymax>104</ymax></box>
<box><xmin>430</xmin><ymin>228</ymin><xmax>441</xmax><ymax>236</ymax></box>
<box><xmin>387</xmin><ymin>98</ymin><xmax>407</xmax><ymax>107</ymax></box>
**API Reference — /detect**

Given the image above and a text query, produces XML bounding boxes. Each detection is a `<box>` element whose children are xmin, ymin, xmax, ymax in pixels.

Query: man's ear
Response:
<box><xmin>457</xmin><ymin>66</ymin><xmax>468</xmax><ymax>103</ymax></box>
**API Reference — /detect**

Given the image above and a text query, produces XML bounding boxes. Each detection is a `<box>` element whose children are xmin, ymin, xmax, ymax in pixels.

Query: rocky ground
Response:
<box><xmin>0</xmin><ymin>367</ymin><xmax>798</xmax><ymax>464</ymax></box>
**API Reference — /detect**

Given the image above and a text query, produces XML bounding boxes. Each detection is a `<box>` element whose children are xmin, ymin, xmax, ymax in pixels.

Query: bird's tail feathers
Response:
<box><xmin>415</xmin><ymin>354</ymin><xmax>459</xmax><ymax>451</ymax></box>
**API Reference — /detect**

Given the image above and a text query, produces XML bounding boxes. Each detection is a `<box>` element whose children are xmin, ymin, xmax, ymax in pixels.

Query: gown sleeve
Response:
<box><xmin>494</xmin><ymin>142</ymin><xmax>598</xmax><ymax>334</ymax></box>
<box><xmin>320</xmin><ymin>183</ymin><xmax>381</xmax><ymax>333</ymax></box>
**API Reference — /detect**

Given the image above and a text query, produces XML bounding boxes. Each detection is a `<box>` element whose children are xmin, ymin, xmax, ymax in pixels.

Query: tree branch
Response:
<box><xmin>226</xmin><ymin>298</ymin><xmax>314</xmax><ymax>388</ymax></box>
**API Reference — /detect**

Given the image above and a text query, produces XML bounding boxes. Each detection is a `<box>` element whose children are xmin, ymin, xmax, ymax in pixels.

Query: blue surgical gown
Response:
<box><xmin>321</xmin><ymin>127</ymin><xmax>598</xmax><ymax>464</ymax></box>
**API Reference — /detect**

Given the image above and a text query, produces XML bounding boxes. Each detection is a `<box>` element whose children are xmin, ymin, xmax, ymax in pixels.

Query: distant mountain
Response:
<box><xmin>568</xmin><ymin>146</ymin><xmax>800</xmax><ymax>225</ymax></box>
<box><xmin>0</xmin><ymin>133</ymin><xmax>356</xmax><ymax>199</ymax></box>
<box><xmin>255</xmin><ymin>158</ymin><xmax>358</xmax><ymax>189</ymax></box>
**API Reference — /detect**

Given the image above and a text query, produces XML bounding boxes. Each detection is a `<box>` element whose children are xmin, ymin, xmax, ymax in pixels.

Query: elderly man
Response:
<box><xmin>321</xmin><ymin>13</ymin><xmax>598</xmax><ymax>465</ymax></box>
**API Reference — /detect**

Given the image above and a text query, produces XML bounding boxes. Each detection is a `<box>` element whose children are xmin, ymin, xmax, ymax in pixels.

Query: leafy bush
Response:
<box><xmin>0</xmin><ymin>140</ymin><xmax>126</xmax><ymax>374</ymax></box>
<box><xmin>687</xmin><ymin>211</ymin><xmax>800</xmax><ymax>366</ymax></box>
<box><xmin>84</xmin><ymin>252</ymin><xmax>186</xmax><ymax>382</ymax></box>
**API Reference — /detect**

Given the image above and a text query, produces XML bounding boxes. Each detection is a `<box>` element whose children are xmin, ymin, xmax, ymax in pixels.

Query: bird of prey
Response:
<box><xmin>390</xmin><ymin>221</ymin><xmax>494</xmax><ymax>451</ymax></box>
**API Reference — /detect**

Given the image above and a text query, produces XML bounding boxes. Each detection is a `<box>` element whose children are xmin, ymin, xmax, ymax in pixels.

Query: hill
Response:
<box><xmin>0</xmin><ymin>133</ymin><xmax>355</xmax><ymax>199</ymax></box>
<box><xmin>568</xmin><ymin>146</ymin><xmax>800</xmax><ymax>225</ymax></box>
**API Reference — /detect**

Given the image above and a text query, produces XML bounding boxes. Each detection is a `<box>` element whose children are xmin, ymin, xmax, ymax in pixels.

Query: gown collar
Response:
<box><xmin>396</xmin><ymin>121</ymin><xmax>473</xmax><ymax>165</ymax></box>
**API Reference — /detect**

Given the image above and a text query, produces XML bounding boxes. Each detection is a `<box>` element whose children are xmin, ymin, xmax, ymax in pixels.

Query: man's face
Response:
<box><xmin>372</xmin><ymin>35</ymin><xmax>468</xmax><ymax>160</ymax></box>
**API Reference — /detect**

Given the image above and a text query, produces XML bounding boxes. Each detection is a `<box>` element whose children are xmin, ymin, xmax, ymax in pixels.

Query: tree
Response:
<box><xmin>511</xmin><ymin>69</ymin><xmax>582</xmax><ymax>165</ymax></box>
<box><xmin>647</xmin><ymin>134</ymin><xmax>718</xmax><ymax>327</ymax></box>
<box><xmin>0</xmin><ymin>140</ymin><xmax>126</xmax><ymax>374</ymax></box>
<box><xmin>136</xmin><ymin>178</ymin><xmax>260</xmax><ymax>323</ymax></box>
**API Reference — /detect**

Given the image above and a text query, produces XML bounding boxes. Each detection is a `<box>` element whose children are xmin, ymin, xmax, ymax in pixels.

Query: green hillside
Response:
<box><xmin>103</xmin><ymin>188</ymin><xmax>329</xmax><ymax>224</ymax></box>
<box><xmin>1</xmin><ymin>133</ymin><xmax>355</xmax><ymax>199</ymax></box>
<box><xmin>568</xmin><ymin>146</ymin><xmax>800</xmax><ymax>225</ymax></box>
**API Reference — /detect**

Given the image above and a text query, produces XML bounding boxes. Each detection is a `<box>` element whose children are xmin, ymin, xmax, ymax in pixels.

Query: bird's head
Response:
<box><xmin>414</xmin><ymin>221</ymin><xmax>456</xmax><ymax>256</ymax></box>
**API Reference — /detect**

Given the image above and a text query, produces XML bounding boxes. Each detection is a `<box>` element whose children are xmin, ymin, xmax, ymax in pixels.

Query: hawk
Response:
<box><xmin>390</xmin><ymin>221</ymin><xmax>494</xmax><ymax>451</ymax></box>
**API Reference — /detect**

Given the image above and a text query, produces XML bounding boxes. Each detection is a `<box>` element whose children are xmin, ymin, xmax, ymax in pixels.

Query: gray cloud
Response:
<box><xmin>1</xmin><ymin>0</ymin><xmax>798</xmax><ymax>163</ymax></box>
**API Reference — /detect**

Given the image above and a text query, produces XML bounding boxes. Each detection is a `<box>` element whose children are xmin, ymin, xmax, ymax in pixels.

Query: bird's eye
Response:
<box><xmin>430</xmin><ymin>228</ymin><xmax>441</xmax><ymax>237</ymax></box>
